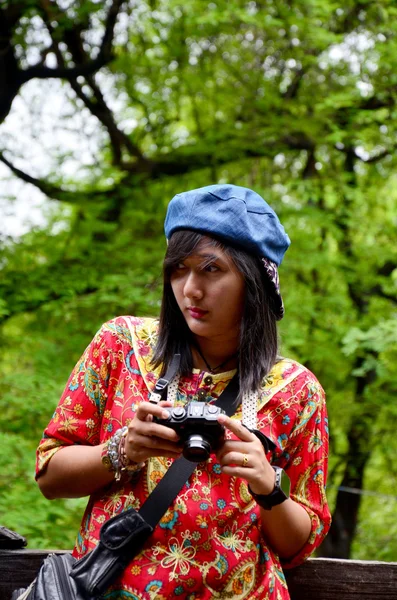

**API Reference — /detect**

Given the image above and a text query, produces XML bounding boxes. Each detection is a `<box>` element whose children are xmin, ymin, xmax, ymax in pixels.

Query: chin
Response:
<box><xmin>185</xmin><ymin>316</ymin><xmax>210</xmax><ymax>336</ymax></box>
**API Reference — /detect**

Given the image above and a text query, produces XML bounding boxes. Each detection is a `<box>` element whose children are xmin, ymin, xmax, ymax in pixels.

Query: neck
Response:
<box><xmin>191</xmin><ymin>337</ymin><xmax>239</xmax><ymax>373</ymax></box>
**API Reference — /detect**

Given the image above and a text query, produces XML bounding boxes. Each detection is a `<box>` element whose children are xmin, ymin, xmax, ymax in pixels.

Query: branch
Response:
<box><xmin>21</xmin><ymin>0</ymin><xmax>126</xmax><ymax>85</ymax></box>
<box><xmin>357</xmin><ymin>148</ymin><xmax>393</xmax><ymax>164</ymax></box>
<box><xmin>370</xmin><ymin>288</ymin><xmax>397</xmax><ymax>305</ymax></box>
<box><xmin>378</xmin><ymin>261</ymin><xmax>397</xmax><ymax>277</ymax></box>
<box><xmin>1</xmin><ymin>129</ymin><xmax>321</xmax><ymax>201</ymax></box>
<box><xmin>281</xmin><ymin>133</ymin><xmax>315</xmax><ymax>151</ymax></box>
<box><xmin>39</xmin><ymin>1</ymin><xmax>143</xmax><ymax>167</ymax></box>
<box><xmin>0</xmin><ymin>151</ymin><xmax>113</xmax><ymax>204</ymax></box>
<box><xmin>0</xmin><ymin>0</ymin><xmax>126</xmax><ymax>124</ymax></box>
<box><xmin>335</xmin><ymin>145</ymin><xmax>394</xmax><ymax>164</ymax></box>
<box><xmin>282</xmin><ymin>68</ymin><xmax>305</xmax><ymax>100</ymax></box>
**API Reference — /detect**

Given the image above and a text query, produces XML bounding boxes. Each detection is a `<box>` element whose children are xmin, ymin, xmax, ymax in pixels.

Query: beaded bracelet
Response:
<box><xmin>118</xmin><ymin>429</ymin><xmax>145</xmax><ymax>479</ymax></box>
<box><xmin>101</xmin><ymin>426</ymin><xmax>145</xmax><ymax>480</ymax></box>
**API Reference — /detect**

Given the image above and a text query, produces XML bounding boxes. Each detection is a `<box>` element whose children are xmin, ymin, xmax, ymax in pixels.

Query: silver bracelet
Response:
<box><xmin>107</xmin><ymin>426</ymin><xmax>128</xmax><ymax>472</ymax></box>
<box><xmin>101</xmin><ymin>426</ymin><xmax>144</xmax><ymax>480</ymax></box>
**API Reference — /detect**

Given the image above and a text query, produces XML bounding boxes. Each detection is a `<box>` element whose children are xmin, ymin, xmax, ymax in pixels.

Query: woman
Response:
<box><xmin>36</xmin><ymin>184</ymin><xmax>331</xmax><ymax>599</ymax></box>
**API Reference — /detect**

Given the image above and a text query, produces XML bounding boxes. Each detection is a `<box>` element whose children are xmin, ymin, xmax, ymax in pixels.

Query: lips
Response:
<box><xmin>187</xmin><ymin>306</ymin><xmax>208</xmax><ymax>319</ymax></box>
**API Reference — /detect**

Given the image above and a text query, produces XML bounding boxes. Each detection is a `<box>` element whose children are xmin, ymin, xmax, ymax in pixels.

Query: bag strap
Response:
<box><xmin>139</xmin><ymin>372</ymin><xmax>239</xmax><ymax>528</ymax></box>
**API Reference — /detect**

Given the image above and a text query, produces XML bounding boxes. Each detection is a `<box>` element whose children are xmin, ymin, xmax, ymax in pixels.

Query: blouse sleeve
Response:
<box><xmin>277</xmin><ymin>370</ymin><xmax>332</xmax><ymax>568</ymax></box>
<box><xmin>35</xmin><ymin>324</ymin><xmax>110</xmax><ymax>478</ymax></box>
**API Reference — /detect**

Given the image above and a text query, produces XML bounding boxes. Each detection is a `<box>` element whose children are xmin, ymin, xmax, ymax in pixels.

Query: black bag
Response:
<box><xmin>11</xmin><ymin>553</ymin><xmax>81</xmax><ymax>600</ymax></box>
<box><xmin>70</xmin><ymin>509</ymin><xmax>153</xmax><ymax>597</ymax></box>
<box><xmin>0</xmin><ymin>526</ymin><xmax>27</xmax><ymax>550</ymax></box>
<box><xmin>12</xmin><ymin>510</ymin><xmax>154</xmax><ymax>600</ymax></box>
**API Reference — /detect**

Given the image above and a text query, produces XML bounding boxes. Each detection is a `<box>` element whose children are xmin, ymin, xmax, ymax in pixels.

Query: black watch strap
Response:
<box><xmin>248</xmin><ymin>467</ymin><xmax>291</xmax><ymax>510</ymax></box>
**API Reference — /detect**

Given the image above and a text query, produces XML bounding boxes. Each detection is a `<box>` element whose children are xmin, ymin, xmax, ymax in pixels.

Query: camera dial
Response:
<box><xmin>171</xmin><ymin>407</ymin><xmax>186</xmax><ymax>421</ymax></box>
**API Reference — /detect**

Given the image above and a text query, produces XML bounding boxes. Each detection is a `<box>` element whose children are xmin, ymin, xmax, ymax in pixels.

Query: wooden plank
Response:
<box><xmin>1</xmin><ymin>551</ymin><xmax>397</xmax><ymax>600</ymax></box>
<box><xmin>285</xmin><ymin>558</ymin><xmax>397</xmax><ymax>600</ymax></box>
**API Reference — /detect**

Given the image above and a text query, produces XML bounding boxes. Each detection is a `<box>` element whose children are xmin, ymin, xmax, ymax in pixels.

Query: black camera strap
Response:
<box><xmin>139</xmin><ymin>370</ymin><xmax>240</xmax><ymax>527</ymax></box>
<box><xmin>150</xmin><ymin>353</ymin><xmax>181</xmax><ymax>400</ymax></box>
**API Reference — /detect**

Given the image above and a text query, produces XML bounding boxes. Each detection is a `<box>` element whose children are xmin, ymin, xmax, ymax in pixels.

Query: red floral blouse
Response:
<box><xmin>36</xmin><ymin>316</ymin><xmax>331</xmax><ymax>600</ymax></box>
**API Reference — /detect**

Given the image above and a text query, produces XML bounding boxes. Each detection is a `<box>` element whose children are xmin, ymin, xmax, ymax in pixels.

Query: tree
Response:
<box><xmin>1</xmin><ymin>0</ymin><xmax>397</xmax><ymax>557</ymax></box>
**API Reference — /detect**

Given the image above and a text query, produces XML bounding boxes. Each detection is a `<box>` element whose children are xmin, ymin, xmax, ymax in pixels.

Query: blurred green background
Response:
<box><xmin>1</xmin><ymin>0</ymin><xmax>396</xmax><ymax>560</ymax></box>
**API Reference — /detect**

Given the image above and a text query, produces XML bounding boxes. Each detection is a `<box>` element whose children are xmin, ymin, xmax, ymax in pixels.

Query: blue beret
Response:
<box><xmin>164</xmin><ymin>184</ymin><xmax>290</xmax><ymax>266</ymax></box>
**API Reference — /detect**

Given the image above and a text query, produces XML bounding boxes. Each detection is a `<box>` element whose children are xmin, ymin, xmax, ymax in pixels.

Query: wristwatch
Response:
<box><xmin>248</xmin><ymin>467</ymin><xmax>291</xmax><ymax>510</ymax></box>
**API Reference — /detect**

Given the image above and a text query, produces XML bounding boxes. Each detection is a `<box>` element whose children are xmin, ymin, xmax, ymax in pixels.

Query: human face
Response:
<box><xmin>170</xmin><ymin>239</ymin><xmax>246</xmax><ymax>346</ymax></box>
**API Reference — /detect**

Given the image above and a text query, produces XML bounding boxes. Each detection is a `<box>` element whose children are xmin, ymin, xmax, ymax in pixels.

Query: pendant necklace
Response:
<box><xmin>194</xmin><ymin>344</ymin><xmax>238</xmax><ymax>374</ymax></box>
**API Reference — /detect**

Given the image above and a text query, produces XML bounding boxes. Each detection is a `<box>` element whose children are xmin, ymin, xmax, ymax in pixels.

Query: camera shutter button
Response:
<box><xmin>173</xmin><ymin>407</ymin><xmax>186</xmax><ymax>420</ymax></box>
<box><xmin>207</xmin><ymin>405</ymin><xmax>219</xmax><ymax>414</ymax></box>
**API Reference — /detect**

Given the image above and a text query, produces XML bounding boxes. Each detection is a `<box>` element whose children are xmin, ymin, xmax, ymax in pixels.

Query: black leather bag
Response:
<box><xmin>70</xmin><ymin>509</ymin><xmax>153</xmax><ymax>597</ymax></box>
<box><xmin>11</xmin><ymin>553</ymin><xmax>81</xmax><ymax>600</ymax></box>
<box><xmin>11</xmin><ymin>510</ymin><xmax>154</xmax><ymax>600</ymax></box>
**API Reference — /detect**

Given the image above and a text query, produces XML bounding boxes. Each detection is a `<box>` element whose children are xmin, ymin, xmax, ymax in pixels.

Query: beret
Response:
<box><xmin>164</xmin><ymin>184</ymin><xmax>290</xmax><ymax>266</ymax></box>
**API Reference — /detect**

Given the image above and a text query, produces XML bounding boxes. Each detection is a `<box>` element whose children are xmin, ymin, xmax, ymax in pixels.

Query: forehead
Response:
<box><xmin>190</xmin><ymin>237</ymin><xmax>230</xmax><ymax>260</ymax></box>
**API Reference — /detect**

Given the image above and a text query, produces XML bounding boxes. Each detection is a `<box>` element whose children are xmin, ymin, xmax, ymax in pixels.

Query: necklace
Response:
<box><xmin>194</xmin><ymin>344</ymin><xmax>238</xmax><ymax>374</ymax></box>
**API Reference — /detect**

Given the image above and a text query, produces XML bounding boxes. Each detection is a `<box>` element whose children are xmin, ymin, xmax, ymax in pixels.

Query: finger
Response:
<box><xmin>135</xmin><ymin>402</ymin><xmax>171</xmax><ymax>422</ymax></box>
<box><xmin>216</xmin><ymin>440</ymin><xmax>249</xmax><ymax>463</ymax></box>
<box><xmin>130</xmin><ymin>419</ymin><xmax>181</xmax><ymax>443</ymax></box>
<box><xmin>126</xmin><ymin>433</ymin><xmax>183</xmax><ymax>461</ymax></box>
<box><xmin>131</xmin><ymin>431</ymin><xmax>183</xmax><ymax>451</ymax></box>
<box><xmin>217</xmin><ymin>415</ymin><xmax>255</xmax><ymax>442</ymax></box>
<box><xmin>218</xmin><ymin>450</ymin><xmax>251</xmax><ymax>467</ymax></box>
<box><xmin>221</xmin><ymin>463</ymin><xmax>253</xmax><ymax>475</ymax></box>
<box><xmin>130</xmin><ymin>445</ymin><xmax>183</xmax><ymax>462</ymax></box>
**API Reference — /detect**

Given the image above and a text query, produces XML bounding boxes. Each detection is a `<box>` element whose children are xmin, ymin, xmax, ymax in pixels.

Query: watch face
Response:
<box><xmin>248</xmin><ymin>467</ymin><xmax>291</xmax><ymax>510</ymax></box>
<box><xmin>275</xmin><ymin>467</ymin><xmax>291</xmax><ymax>498</ymax></box>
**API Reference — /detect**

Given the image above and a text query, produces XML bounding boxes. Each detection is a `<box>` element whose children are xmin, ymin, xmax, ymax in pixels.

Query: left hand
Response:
<box><xmin>215</xmin><ymin>414</ymin><xmax>275</xmax><ymax>495</ymax></box>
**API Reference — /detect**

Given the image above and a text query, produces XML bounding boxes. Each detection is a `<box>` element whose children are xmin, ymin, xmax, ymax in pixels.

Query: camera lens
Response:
<box><xmin>183</xmin><ymin>434</ymin><xmax>211</xmax><ymax>462</ymax></box>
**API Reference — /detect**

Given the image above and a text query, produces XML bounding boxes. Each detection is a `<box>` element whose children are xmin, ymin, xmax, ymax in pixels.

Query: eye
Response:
<box><xmin>171</xmin><ymin>262</ymin><xmax>186</xmax><ymax>274</ymax></box>
<box><xmin>204</xmin><ymin>263</ymin><xmax>219</xmax><ymax>273</ymax></box>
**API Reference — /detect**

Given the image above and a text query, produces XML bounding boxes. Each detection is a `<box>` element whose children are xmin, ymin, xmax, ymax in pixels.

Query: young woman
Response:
<box><xmin>36</xmin><ymin>184</ymin><xmax>331</xmax><ymax>599</ymax></box>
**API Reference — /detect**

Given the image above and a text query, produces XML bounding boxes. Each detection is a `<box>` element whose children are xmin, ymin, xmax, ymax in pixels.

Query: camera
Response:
<box><xmin>154</xmin><ymin>402</ymin><xmax>225</xmax><ymax>462</ymax></box>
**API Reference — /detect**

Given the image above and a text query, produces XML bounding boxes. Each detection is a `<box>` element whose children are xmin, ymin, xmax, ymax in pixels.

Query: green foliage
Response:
<box><xmin>0</xmin><ymin>433</ymin><xmax>86</xmax><ymax>549</ymax></box>
<box><xmin>1</xmin><ymin>0</ymin><xmax>397</xmax><ymax>560</ymax></box>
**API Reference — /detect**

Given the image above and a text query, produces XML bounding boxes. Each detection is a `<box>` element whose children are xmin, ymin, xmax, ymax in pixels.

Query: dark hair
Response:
<box><xmin>152</xmin><ymin>230</ymin><xmax>279</xmax><ymax>396</ymax></box>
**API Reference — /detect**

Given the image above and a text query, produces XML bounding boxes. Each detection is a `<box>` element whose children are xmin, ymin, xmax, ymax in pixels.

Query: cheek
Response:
<box><xmin>214</xmin><ymin>279</ymin><xmax>245</xmax><ymax>318</ymax></box>
<box><xmin>170</xmin><ymin>280</ymin><xmax>183</xmax><ymax>306</ymax></box>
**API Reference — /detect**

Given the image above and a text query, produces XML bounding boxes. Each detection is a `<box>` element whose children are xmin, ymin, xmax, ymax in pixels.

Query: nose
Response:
<box><xmin>183</xmin><ymin>271</ymin><xmax>203</xmax><ymax>300</ymax></box>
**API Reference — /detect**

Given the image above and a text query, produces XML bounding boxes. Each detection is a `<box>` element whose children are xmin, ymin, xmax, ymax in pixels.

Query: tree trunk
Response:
<box><xmin>318</xmin><ymin>359</ymin><xmax>377</xmax><ymax>558</ymax></box>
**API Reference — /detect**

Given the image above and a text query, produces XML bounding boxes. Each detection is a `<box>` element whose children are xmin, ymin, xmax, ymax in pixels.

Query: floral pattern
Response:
<box><xmin>36</xmin><ymin>316</ymin><xmax>331</xmax><ymax>599</ymax></box>
<box><xmin>261</xmin><ymin>257</ymin><xmax>284</xmax><ymax>319</ymax></box>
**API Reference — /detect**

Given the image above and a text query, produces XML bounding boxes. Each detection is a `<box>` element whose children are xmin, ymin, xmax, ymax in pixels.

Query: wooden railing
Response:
<box><xmin>1</xmin><ymin>549</ymin><xmax>397</xmax><ymax>599</ymax></box>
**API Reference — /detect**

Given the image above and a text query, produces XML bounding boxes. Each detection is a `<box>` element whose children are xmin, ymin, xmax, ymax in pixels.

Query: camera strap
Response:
<box><xmin>149</xmin><ymin>353</ymin><xmax>181</xmax><ymax>403</ymax></box>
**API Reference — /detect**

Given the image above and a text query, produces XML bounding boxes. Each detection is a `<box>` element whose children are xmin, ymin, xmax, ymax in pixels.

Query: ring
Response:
<box><xmin>242</xmin><ymin>454</ymin><xmax>249</xmax><ymax>467</ymax></box>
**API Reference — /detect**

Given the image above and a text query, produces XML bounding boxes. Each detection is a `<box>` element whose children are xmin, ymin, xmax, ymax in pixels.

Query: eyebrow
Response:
<box><xmin>194</xmin><ymin>252</ymin><xmax>220</xmax><ymax>261</ymax></box>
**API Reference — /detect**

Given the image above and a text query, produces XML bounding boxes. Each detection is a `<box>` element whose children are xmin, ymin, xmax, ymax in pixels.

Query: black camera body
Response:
<box><xmin>154</xmin><ymin>401</ymin><xmax>225</xmax><ymax>462</ymax></box>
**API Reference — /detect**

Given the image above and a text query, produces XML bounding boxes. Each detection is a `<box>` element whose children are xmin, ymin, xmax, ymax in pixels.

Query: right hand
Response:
<box><xmin>124</xmin><ymin>401</ymin><xmax>183</xmax><ymax>463</ymax></box>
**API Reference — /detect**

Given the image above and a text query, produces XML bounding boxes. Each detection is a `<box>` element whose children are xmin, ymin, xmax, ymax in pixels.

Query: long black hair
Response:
<box><xmin>152</xmin><ymin>230</ymin><xmax>279</xmax><ymax>396</ymax></box>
